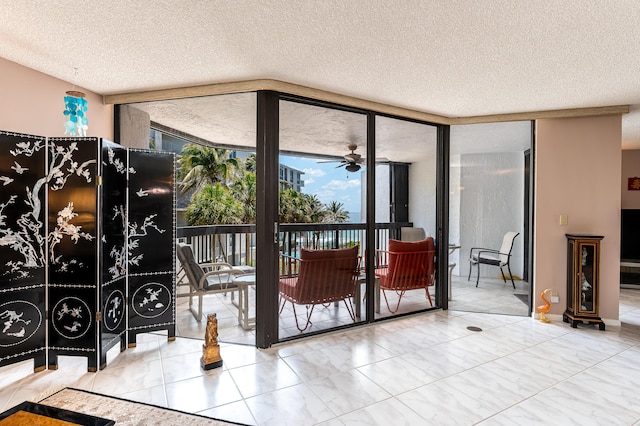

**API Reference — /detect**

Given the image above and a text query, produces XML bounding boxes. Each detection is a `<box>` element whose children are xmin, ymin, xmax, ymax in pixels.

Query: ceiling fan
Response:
<box><xmin>318</xmin><ymin>144</ymin><xmax>389</xmax><ymax>172</ymax></box>
<box><xmin>319</xmin><ymin>144</ymin><xmax>365</xmax><ymax>172</ymax></box>
<box><xmin>341</xmin><ymin>144</ymin><xmax>365</xmax><ymax>172</ymax></box>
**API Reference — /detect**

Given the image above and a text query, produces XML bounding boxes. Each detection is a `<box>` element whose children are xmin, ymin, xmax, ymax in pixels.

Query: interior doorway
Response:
<box><xmin>448</xmin><ymin>121</ymin><xmax>533</xmax><ymax>316</ymax></box>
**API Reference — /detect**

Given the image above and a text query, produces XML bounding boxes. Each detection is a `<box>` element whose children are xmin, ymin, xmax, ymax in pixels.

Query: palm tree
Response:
<box><xmin>244</xmin><ymin>153</ymin><xmax>257</xmax><ymax>173</ymax></box>
<box><xmin>306</xmin><ymin>194</ymin><xmax>326</xmax><ymax>223</ymax></box>
<box><xmin>279</xmin><ymin>188</ymin><xmax>310</xmax><ymax>223</ymax></box>
<box><xmin>304</xmin><ymin>194</ymin><xmax>326</xmax><ymax>248</ymax></box>
<box><xmin>231</xmin><ymin>170</ymin><xmax>257</xmax><ymax>223</ymax></box>
<box><xmin>177</xmin><ymin>143</ymin><xmax>240</xmax><ymax>193</ymax></box>
<box><xmin>185</xmin><ymin>183</ymin><xmax>244</xmax><ymax>225</ymax></box>
<box><xmin>185</xmin><ymin>182</ymin><xmax>244</xmax><ymax>261</ymax></box>
<box><xmin>324</xmin><ymin>201</ymin><xmax>350</xmax><ymax>223</ymax></box>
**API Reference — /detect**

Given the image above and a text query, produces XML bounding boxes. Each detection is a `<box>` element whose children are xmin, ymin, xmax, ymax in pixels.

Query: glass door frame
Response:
<box><xmin>255</xmin><ymin>91</ymin><xmax>450</xmax><ymax>348</ymax></box>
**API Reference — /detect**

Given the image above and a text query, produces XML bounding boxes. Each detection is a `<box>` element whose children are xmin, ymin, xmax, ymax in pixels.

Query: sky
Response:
<box><xmin>280</xmin><ymin>154</ymin><xmax>364</xmax><ymax>215</ymax></box>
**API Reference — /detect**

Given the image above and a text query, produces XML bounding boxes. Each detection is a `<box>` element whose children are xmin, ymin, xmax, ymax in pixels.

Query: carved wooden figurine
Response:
<box><xmin>201</xmin><ymin>313</ymin><xmax>223</xmax><ymax>370</ymax></box>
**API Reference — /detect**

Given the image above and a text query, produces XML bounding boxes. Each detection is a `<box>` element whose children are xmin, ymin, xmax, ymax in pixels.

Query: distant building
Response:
<box><xmin>279</xmin><ymin>164</ymin><xmax>305</xmax><ymax>192</ymax></box>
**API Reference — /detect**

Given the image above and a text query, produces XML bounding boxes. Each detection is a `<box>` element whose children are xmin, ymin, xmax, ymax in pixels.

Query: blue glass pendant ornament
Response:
<box><xmin>63</xmin><ymin>90</ymin><xmax>89</xmax><ymax>136</ymax></box>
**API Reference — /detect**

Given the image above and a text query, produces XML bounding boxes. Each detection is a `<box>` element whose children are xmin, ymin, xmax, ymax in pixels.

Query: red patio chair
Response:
<box><xmin>374</xmin><ymin>238</ymin><xmax>436</xmax><ymax>313</ymax></box>
<box><xmin>279</xmin><ymin>245</ymin><xmax>360</xmax><ymax>332</ymax></box>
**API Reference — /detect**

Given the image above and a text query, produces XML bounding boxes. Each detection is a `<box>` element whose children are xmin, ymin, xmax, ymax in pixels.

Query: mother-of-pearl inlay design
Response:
<box><xmin>104</xmin><ymin>290</ymin><xmax>125</xmax><ymax>331</ymax></box>
<box><xmin>0</xmin><ymin>137</ymin><xmax>45</xmax><ymax>278</ymax></box>
<box><xmin>51</xmin><ymin>297</ymin><xmax>92</xmax><ymax>340</ymax></box>
<box><xmin>132</xmin><ymin>283</ymin><xmax>171</xmax><ymax>319</ymax></box>
<box><xmin>0</xmin><ymin>300</ymin><xmax>42</xmax><ymax>347</ymax></box>
<box><xmin>47</xmin><ymin>141</ymin><xmax>96</xmax><ymax>271</ymax></box>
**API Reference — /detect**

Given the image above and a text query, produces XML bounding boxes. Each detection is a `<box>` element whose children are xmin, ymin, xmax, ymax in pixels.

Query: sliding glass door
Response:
<box><xmin>119</xmin><ymin>91</ymin><xmax>448</xmax><ymax>348</ymax></box>
<box><xmin>374</xmin><ymin>116</ymin><xmax>440</xmax><ymax>319</ymax></box>
<box><xmin>277</xmin><ymin>98</ymin><xmax>368</xmax><ymax>338</ymax></box>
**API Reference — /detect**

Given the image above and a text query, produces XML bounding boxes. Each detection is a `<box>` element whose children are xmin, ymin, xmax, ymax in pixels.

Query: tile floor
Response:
<box><xmin>176</xmin><ymin>274</ymin><xmax>530</xmax><ymax>345</ymax></box>
<box><xmin>449</xmin><ymin>275</ymin><xmax>530</xmax><ymax>316</ymax></box>
<box><xmin>2</xmin><ymin>289</ymin><xmax>640</xmax><ymax>425</ymax></box>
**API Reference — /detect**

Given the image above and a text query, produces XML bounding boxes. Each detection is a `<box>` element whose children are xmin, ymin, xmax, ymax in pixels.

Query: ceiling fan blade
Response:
<box><xmin>344</xmin><ymin>153</ymin><xmax>362</xmax><ymax>163</ymax></box>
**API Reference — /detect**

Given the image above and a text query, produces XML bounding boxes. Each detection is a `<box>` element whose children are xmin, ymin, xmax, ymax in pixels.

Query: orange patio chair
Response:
<box><xmin>279</xmin><ymin>245</ymin><xmax>360</xmax><ymax>332</ymax></box>
<box><xmin>374</xmin><ymin>238</ymin><xmax>436</xmax><ymax>313</ymax></box>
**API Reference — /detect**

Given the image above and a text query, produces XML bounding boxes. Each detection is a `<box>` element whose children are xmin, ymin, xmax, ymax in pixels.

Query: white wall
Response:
<box><xmin>458</xmin><ymin>152</ymin><xmax>525</xmax><ymax>279</ymax></box>
<box><xmin>363</xmin><ymin>165</ymin><xmax>391</xmax><ymax>223</ymax></box>
<box><xmin>408</xmin><ymin>157</ymin><xmax>437</xmax><ymax>237</ymax></box>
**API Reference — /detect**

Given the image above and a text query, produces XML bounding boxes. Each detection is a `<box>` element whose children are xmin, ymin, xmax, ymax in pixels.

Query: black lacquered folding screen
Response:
<box><xmin>47</xmin><ymin>137</ymin><xmax>99</xmax><ymax>371</ymax></box>
<box><xmin>1</xmin><ymin>132</ymin><xmax>175</xmax><ymax>373</ymax></box>
<box><xmin>127</xmin><ymin>149</ymin><xmax>176</xmax><ymax>345</ymax></box>
<box><xmin>0</xmin><ymin>131</ymin><xmax>47</xmax><ymax>372</ymax></box>
<box><xmin>99</xmin><ymin>141</ymin><xmax>128</xmax><ymax>368</ymax></box>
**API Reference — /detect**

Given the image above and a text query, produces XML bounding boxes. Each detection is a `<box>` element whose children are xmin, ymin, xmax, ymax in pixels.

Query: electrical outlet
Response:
<box><xmin>551</xmin><ymin>290</ymin><xmax>559</xmax><ymax>303</ymax></box>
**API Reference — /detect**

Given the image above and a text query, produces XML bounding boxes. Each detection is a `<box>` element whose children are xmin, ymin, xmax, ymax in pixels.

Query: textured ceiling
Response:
<box><xmin>131</xmin><ymin>94</ymin><xmax>530</xmax><ymax>163</ymax></box>
<box><xmin>1</xmin><ymin>1</ymin><xmax>639</xmax><ymax>148</ymax></box>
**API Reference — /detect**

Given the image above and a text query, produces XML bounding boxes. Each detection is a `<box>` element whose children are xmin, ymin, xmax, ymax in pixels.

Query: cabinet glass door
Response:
<box><xmin>578</xmin><ymin>243</ymin><xmax>596</xmax><ymax>314</ymax></box>
<box><xmin>566</xmin><ymin>240</ymin><xmax>575</xmax><ymax>311</ymax></box>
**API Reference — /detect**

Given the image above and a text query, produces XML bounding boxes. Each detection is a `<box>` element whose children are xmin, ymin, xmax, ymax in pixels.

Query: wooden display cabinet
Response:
<box><xmin>563</xmin><ymin>234</ymin><xmax>605</xmax><ymax>330</ymax></box>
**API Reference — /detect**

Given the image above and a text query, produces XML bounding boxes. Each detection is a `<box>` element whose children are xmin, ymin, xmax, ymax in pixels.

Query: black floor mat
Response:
<box><xmin>514</xmin><ymin>293</ymin><xmax>529</xmax><ymax>306</ymax></box>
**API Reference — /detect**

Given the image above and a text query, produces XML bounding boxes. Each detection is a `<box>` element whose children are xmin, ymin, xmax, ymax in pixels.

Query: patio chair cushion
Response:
<box><xmin>374</xmin><ymin>238</ymin><xmax>435</xmax><ymax>312</ymax></box>
<box><xmin>300</xmin><ymin>246</ymin><xmax>359</xmax><ymax>297</ymax></box>
<box><xmin>202</xmin><ymin>270</ymin><xmax>236</xmax><ymax>290</ymax></box>
<box><xmin>177</xmin><ymin>242</ymin><xmax>236</xmax><ymax>290</ymax></box>
<box><xmin>177</xmin><ymin>243</ymin><xmax>205</xmax><ymax>284</ymax></box>
<box><xmin>176</xmin><ymin>242</ymin><xmax>239</xmax><ymax>322</ymax></box>
<box><xmin>388</xmin><ymin>238</ymin><xmax>432</xmax><ymax>253</ymax></box>
<box><xmin>280</xmin><ymin>245</ymin><xmax>359</xmax><ymax>304</ymax></box>
<box><xmin>388</xmin><ymin>238</ymin><xmax>434</xmax><ymax>279</ymax></box>
<box><xmin>279</xmin><ymin>245</ymin><xmax>360</xmax><ymax>331</ymax></box>
<box><xmin>400</xmin><ymin>227</ymin><xmax>427</xmax><ymax>242</ymax></box>
<box><xmin>300</xmin><ymin>245</ymin><xmax>359</xmax><ymax>261</ymax></box>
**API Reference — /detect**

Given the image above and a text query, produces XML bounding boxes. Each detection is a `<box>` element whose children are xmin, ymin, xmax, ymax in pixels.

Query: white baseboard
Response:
<box><xmin>531</xmin><ymin>313</ymin><xmax>563</xmax><ymax>322</ymax></box>
<box><xmin>531</xmin><ymin>312</ymin><xmax>620</xmax><ymax>327</ymax></box>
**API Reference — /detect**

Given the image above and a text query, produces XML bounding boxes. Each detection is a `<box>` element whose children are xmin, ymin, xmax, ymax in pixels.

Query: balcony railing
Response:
<box><xmin>178</xmin><ymin>224</ymin><xmax>256</xmax><ymax>266</ymax></box>
<box><xmin>177</xmin><ymin>222</ymin><xmax>412</xmax><ymax>268</ymax></box>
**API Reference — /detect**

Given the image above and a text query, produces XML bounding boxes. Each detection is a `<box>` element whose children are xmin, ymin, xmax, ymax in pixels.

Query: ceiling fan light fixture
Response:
<box><xmin>346</xmin><ymin>163</ymin><xmax>361</xmax><ymax>173</ymax></box>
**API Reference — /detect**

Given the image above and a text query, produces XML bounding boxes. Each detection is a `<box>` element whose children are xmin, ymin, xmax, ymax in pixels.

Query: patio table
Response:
<box><xmin>449</xmin><ymin>244</ymin><xmax>461</xmax><ymax>300</ymax></box>
<box><xmin>232</xmin><ymin>274</ymin><xmax>256</xmax><ymax>330</ymax></box>
<box><xmin>355</xmin><ymin>273</ymin><xmax>381</xmax><ymax>317</ymax></box>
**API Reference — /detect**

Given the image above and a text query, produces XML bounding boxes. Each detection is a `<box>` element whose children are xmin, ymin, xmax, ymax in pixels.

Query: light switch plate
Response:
<box><xmin>559</xmin><ymin>214</ymin><xmax>568</xmax><ymax>226</ymax></box>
